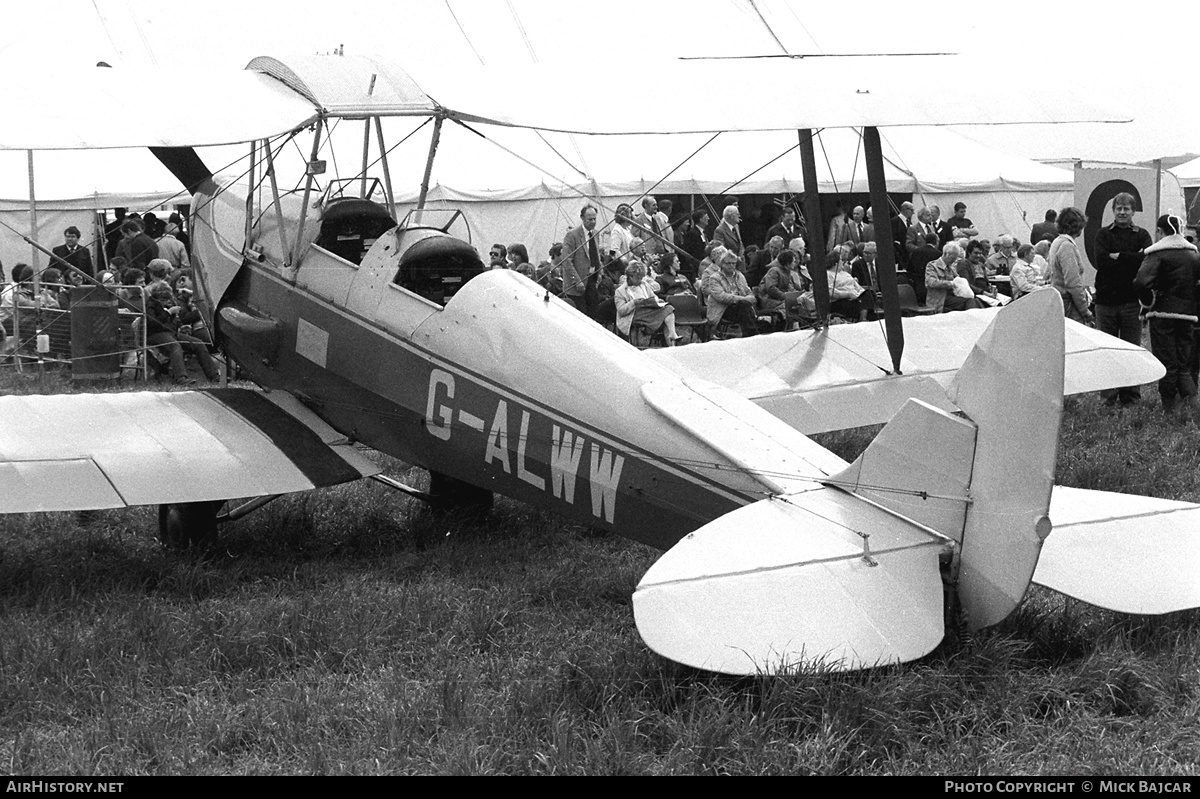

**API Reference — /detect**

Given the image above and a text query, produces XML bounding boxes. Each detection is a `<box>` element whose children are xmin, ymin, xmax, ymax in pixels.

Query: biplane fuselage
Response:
<box><xmin>193</xmin><ymin>182</ymin><xmax>795</xmax><ymax>551</ymax></box>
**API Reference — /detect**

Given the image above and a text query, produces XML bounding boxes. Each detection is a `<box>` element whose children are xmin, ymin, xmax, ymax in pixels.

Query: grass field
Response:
<box><xmin>1</xmin><ymin>369</ymin><xmax>1198</xmax><ymax>775</ymax></box>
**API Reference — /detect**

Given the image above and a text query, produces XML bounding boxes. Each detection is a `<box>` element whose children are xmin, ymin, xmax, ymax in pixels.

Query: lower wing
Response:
<box><xmin>0</xmin><ymin>388</ymin><xmax>378</xmax><ymax>513</ymax></box>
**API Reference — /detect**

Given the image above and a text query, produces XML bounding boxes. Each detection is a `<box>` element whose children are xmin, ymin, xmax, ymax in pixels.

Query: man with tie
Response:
<box><xmin>712</xmin><ymin>203</ymin><xmax>745</xmax><ymax>265</ymax></box>
<box><xmin>561</xmin><ymin>203</ymin><xmax>602</xmax><ymax>312</ymax></box>
<box><xmin>847</xmin><ymin>206</ymin><xmax>875</xmax><ymax>246</ymax></box>
<box><xmin>634</xmin><ymin>197</ymin><xmax>670</xmax><ymax>256</ymax></box>
<box><xmin>765</xmin><ymin>206</ymin><xmax>805</xmax><ymax>250</ymax></box>
<box><xmin>892</xmin><ymin>202</ymin><xmax>914</xmax><ymax>270</ymax></box>
<box><xmin>851</xmin><ymin>241</ymin><xmax>883</xmax><ymax>319</ymax></box>
<box><xmin>907</xmin><ymin>207</ymin><xmax>938</xmax><ymax>257</ymax></box>
<box><xmin>51</xmin><ymin>226</ymin><xmax>94</xmax><ymax>279</ymax></box>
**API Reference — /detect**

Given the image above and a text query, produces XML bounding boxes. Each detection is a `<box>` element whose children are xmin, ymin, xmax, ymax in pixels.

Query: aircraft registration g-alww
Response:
<box><xmin>1</xmin><ymin>55</ymin><xmax>1198</xmax><ymax>675</ymax></box>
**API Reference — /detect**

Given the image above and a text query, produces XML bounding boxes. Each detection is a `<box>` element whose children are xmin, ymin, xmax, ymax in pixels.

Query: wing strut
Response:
<box><xmin>798</xmin><ymin>129</ymin><xmax>830</xmax><ymax>322</ymax></box>
<box><xmin>864</xmin><ymin>126</ymin><xmax>904</xmax><ymax>374</ymax></box>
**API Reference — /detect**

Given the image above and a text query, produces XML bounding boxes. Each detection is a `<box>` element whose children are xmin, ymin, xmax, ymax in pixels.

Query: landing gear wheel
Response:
<box><xmin>428</xmin><ymin>471</ymin><xmax>493</xmax><ymax>515</ymax></box>
<box><xmin>158</xmin><ymin>501</ymin><xmax>224</xmax><ymax>550</ymax></box>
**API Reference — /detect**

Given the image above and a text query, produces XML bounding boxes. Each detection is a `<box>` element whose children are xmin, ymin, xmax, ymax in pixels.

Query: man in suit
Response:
<box><xmin>712</xmin><ymin>204</ymin><xmax>745</xmax><ymax>264</ymax></box>
<box><xmin>765</xmin><ymin>206</ymin><xmax>804</xmax><ymax>249</ymax></box>
<box><xmin>561</xmin><ymin>203</ymin><xmax>602</xmax><ymax>312</ymax></box>
<box><xmin>50</xmin><ymin>226</ymin><xmax>94</xmax><ymax>279</ymax></box>
<box><xmin>892</xmin><ymin>202</ymin><xmax>914</xmax><ymax>269</ymax></box>
<box><xmin>851</xmin><ymin>241</ymin><xmax>883</xmax><ymax>319</ymax></box>
<box><xmin>847</xmin><ymin>205</ymin><xmax>874</xmax><ymax>246</ymax></box>
<box><xmin>907</xmin><ymin>207</ymin><xmax>938</xmax><ymax>256</ymax></box>
<box><xmin>680</xmin><ymin>209</ymin><xmax>709</xmax><ymax>277</ymax></box>
<box><xmin>1030</xmin><ymin>209</ymin><xmax>1058</xmax><ymax>244</ymax></box>
<box><xmin>633</xmin><ymin>196</ymin><xmax>670</xmax><ymax>257</ymax></box>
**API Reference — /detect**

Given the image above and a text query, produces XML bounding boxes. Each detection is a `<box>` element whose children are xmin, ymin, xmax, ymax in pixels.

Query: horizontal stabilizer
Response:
<box><xmin>0</xmin><ymin>389</ymin><xmax>379</xmax><ymax>513</ymax></box>
<box><xmin>634</xmin><ymin>490</ymin><xmax>946</xmax><ymax>675</ymax></box>
<box><xmin>1035</xmin><ymin>486</ymin><xmax>1200</xmax><ymax>615</ymax></box>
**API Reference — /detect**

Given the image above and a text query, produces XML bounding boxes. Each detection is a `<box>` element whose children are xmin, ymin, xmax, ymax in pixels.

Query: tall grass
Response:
<box><xmin>1</xmin><ymin>372</ymin><xmax>1198</xmax><ymax>774</ymax></box>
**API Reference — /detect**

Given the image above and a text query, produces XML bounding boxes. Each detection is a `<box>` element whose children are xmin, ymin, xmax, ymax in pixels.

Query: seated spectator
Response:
<box><xmin>536</xmin><ymin>243</ymin><xmax>564</xmax><ymax>294</ymax></box>
<box><xmin>38</xmin><ymin>268</ymin><xmax>64</xmax><ymax>310</ymax></box>
<box><xmin>118</xmin><ymin>267</ymin><xmax>148</xmax><ymax>311</ymax></box>
<box><xmin>145</xmin><ymin>281</ymin><xmax>219</xmax><ymax>384</ymax></box>
<box><xmin>702</xmin><ymin>249</ymin><xmax>759</xmax><ymax>336</ymax></box>
<box><xmin>1</xmin><ymin>263</ymin><xmax>36</xmax><ymax>325</ymax></box>
<box><xmin>696</xmin><ymin>244</ymin><xmax>729</xmax><ymax>300</ymax></box>
<box><xmin>98</xmin><ymin>256</ymin><xmax>128</xmax><ymax>286</ymax></box>
<box><xmin>146</xmin><ymin>258</ymin><xmax>172</xmax><ymax>291</ymax></box>
<box><xmin>615</xmin><ymin>261</ymin><xmax>680</xmax><ymax>346</ymax></box>
<box><xmin>827</xmin><ymin>248</ymin><xmax>867</xmax><ymax>321</ymax></box>
<box><xmin>749</xmin><ymin>236</ymin><xmax>784</xmax><ymax>288</ymax></box>
<box><xmin>1011</xmin><ymin>244</ymin><xmax>1049</xmax><ymax>299</ymax></box>
<box><xmin>908</xmin><ymin>232</ymin><xmax>941</xmax><ymax>306</ymax></box>
<box><xmin>960</xmin><ymin>241</ymin><xmax>998</xmax><ymax>299</ymax></box>
<box><xmin>926</xmin><ymin>242</ymin><xmax>980</xmax><ymax>312</ymax></box>
<box><xmin>170</xmin><ymin>270</ymin><xmax>210</xmax><ymax>344</ymax></box>
<box><xmin>591</xmin><ymin>259</ymin><xmax>625</xmax><ymax>326</ymax></box>
<box><xmin>655</xmin><ymin>252</ymin><xmax>694</xmax><ymax>297</ymax></box>
<box><xmin>986</xmin><ymin>234</ymin><xmax>1018</xmax><ymax>276</ymax></box>
<box><xmin>1032</xmin><ymin>239</ymin><xmax>1051</xmax><ymax>271</ymax></box>
<box><xmin>759</xmin><ymin>249</ymin><xmax>806</xmax><ymax>329</ymax></box>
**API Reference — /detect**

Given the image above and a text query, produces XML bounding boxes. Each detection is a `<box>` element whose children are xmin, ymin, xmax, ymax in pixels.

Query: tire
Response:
<box><xmin>157</xmin><ymin>501</ymin><xmax>223</xmax><ymax>550</ymax></box>
<box><xmin>428</xmin><ymin>471</ymin><xmax>493</xmax><ymax>514</ymax></box>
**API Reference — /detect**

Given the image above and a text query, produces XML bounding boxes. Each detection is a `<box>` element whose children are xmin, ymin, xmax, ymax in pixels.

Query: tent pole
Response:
<box><xmin>417</xmin><ymin>114</ymin><xmax>445</xmax><ymax>210</ymax></box>
<box><xmin>262</xmin><ymin>138</ymin><xmax>290</xmax><ymax>268</ymax></box>
<box><xmin>864</xmin><ymin>126</ymin><xmax>904</xmax><ymax>374</ymax></box>
<box><xmin>288</xmin><ymin>117</ymin><xmax>325</xmax><ymax>281</ymax></box>
<box><xmin>798</xmin><ymin>130</ymin><xmax>829</xmax><ymax>325</ymax></box>
<box><xmin>375</xmin><ymin>116</ymin><xmax>396</xmax><ymax>212</ymax></box>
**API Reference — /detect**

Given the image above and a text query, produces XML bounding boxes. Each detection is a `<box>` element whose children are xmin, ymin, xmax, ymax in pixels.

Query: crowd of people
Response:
<box><xmin>4</xmin><ymin>194</ymin><xmax>1199</xmax><ymax>414</ymax></box>
<box><xmin>0</xmin><ymin>210</ymin><xmax>214</xmax><ymax>385</ymax></box>
<box><xmin>486</xmin><ymin>196</ymin><xmax>1107</xmax><ymax>344</ymax></box>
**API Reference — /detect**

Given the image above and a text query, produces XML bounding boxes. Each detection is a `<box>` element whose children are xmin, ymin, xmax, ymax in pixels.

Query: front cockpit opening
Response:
<box><xmin>314</xmin><ymin>197</ymin><xmax>397</xmax><ymax>266</ymax></box>
<box><xmin>394</xmin><ymin>235</ymin><xmax>485</xmax><ymax>306</ymax></box>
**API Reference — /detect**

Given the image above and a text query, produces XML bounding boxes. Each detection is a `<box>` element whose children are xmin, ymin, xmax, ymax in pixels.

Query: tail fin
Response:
<box><xmin>948</xmin><ymin>290</ymin><xmax>1063</xmax><ymax>629</ymax></box>
<box><xmin>833</xmin><ymin>290</ymin><xmax>1064</xmax><ymax>630</ymax></box>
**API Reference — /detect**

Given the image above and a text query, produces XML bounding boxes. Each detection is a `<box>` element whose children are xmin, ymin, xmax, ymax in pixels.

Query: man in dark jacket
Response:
<box><xmin>115</xmin><ymin>219</ymin><xmax>159</xmax><ymax>273</ymax></box>
<box><xmin>1134</xmin><ymin>213</ymin><xmax>1200</xmax><ymax>414</ymax></box>
<box><xmin>1094</xmin><ymin>193</ymin><xmax>1153</xmax><ymax>405</ymax></box>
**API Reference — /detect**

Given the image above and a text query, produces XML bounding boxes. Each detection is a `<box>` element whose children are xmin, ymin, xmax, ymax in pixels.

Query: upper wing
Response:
<box><xmin>645</xmin><ymin>307</ymin><xmax>1165</xmax><ymax>434</ymax></box>
<box><xmin>0</xmin><ymin>388</ymin><xmax>378</xmax><ymax>513</ymax></box>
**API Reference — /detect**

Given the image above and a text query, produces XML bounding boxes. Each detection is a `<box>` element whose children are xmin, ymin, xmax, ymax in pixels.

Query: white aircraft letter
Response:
<box><xmin>516</xmin><ymin>410</ymin><xmax>546</xmax><ymax>491</ymax></box>
<box><xmin>424</xmin><ymin>369</ymin><xmax>455</xmax><ymax>441</ymax></box>
<box><xmin>549</xmin><ymin>425</ymin><xmax>586</xmax><ymax>504</ymax></box>
<box><xmin>485</xmin><ymin>400</ymin><xmax>512</xmax><ymax>474</ymax></box>
<box><xmin>588</xmin><ymin>444</ymin><xmax>625</xmax><ymax>523</ymax></box>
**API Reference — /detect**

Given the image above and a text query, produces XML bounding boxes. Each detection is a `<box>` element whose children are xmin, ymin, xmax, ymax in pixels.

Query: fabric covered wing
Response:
<box><xmin>1034</xmin><ymin>486</ymin><xmax>1200</xmax><ymax>615</ymax></box>
<box><xmin>0</xmin><ymin>389</ymin><xmax>378</xmax><ymax>513</ymax></box>
<box><xmin>645</xmin><ymin>307</ymin><xmax>1164</xmax><ymax>434</ymax></box>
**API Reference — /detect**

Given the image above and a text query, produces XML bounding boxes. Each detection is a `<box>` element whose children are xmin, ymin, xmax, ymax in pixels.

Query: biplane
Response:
<box><xmin>1</xmin><ymin>54</ymin><xmax>1198</xmax><ymax>676</ymax></box>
